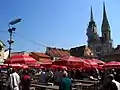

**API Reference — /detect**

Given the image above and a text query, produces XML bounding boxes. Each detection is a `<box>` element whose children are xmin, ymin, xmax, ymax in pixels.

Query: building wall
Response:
<box><xmin>11</xmin><ymin>51</ymin><xmax>29</xmax><ymax>56</ymax></box>
<box><xmin>0</xmin><ymin>41</ymin><xmax>5</xmax><ymax>63</ymax></box>
<box><xmin>103</xmin><ymin>53</ymin><xmax>120</xmax><ymax>62</ymax></box>
<box><xmin>70</xmin><ymin>45</ymin><xmax>96</xmax><ymax>58</ymax></box>
<box><xmin>89</xmin><ymin>41</ymin><xmax>102</xmax><ymax>55</ymax></box>
<box><xmin>0</xmin><ymin>48</ymin><xmax>5</xmax><ymax>63</ymax></box>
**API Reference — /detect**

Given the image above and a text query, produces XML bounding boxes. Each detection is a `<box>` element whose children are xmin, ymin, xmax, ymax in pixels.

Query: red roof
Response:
<box><xmin>31</xmin><ymin>52</ymin><xmax>50</xmax><ymax>58</ymax></box>
<box><xmin>46</xmin><ymin>47</ymin><xmax>70</xmax><ymax>57</ymax></box>
<box><xmin>39</xmin><ymin>58</ymin><xmax>52</xmax><ymax>63</ymax></box>
<box><xmin>84</xmin><ymin>59</ymin><xmax>98</xmax><ymax>68</ymax></box>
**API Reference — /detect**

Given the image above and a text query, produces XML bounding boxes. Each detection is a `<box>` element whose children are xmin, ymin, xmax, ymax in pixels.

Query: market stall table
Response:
<box><xmin>74</xmin><ymin>83</ymin><xmax>94</xmax><ymax>90</ymax></box>
<box><xmin>31</xmin><ymin>84</ymin><xmax>76</xmax><ymax>90</ymax></box>
<box><xmin>73</xmin><ymin>79</ymin><xmax>100</xmax><ymax>90</ymax></box>
<box><xmin>73</xmin><ymin>79</ymin><xmax>99</xmax><ymax>84</ymax></box>
<box><xmin>31</xmin><ymin>84</ymin><xmax>59</xmax><ymax>90</ymax></box>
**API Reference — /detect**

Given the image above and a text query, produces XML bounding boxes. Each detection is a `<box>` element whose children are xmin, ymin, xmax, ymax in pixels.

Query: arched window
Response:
<box><xmin>96</xmin><ymin>46</ymin><xmax>101</xmax><ymax>52</ymax></box>
<box><xmin>104</xmin><ymin>33</ymin><xmax>107</xmax><ymax>39</ymax></box>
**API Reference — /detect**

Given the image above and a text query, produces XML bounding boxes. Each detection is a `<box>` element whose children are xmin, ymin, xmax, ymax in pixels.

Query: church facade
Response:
<box><xmin>86</xmin><ymin>3</ymin><xmax>113</xmax><ymax>56</ymax></box>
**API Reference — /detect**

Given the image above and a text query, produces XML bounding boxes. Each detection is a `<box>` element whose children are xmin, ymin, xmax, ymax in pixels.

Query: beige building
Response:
<box><xmin>0</xmin><ymin>40</ymin><xmax>6</xmax><ymax>63</ymax></box>
<box><xmin>70</xmin><ymin>45</ymin><xmax>98</xmax><ymax>58</ymax></box>
<box><xmin>11</xmin><ymin>51</ymin><xmax>29</xmax><ymax>56</ymax></box>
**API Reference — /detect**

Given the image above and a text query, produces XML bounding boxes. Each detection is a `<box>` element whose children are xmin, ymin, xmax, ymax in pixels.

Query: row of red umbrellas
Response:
<box><xmin>3</xmin><ymin>54</ymin><xmax>120</xmax><ymax>70</ymax></box>
<box><xmin>52</xmin><ymin>56</ymin><xmax>105</xmax><ymax>70</ymax></box>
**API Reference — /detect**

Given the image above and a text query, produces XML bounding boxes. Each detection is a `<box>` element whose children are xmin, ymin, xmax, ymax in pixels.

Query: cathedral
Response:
<box><xmin>86</xmin><ymin>3</ymin><xmax>113</xmax><ymax>56</ymax></box>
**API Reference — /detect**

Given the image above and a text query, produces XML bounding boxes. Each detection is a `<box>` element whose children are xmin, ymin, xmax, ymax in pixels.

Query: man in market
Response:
<box><xmin>10</xmin><ymin>68</ymin><xmax>21</xmax><ymax>90</ymax></box>
<box><xmin>54</xmin><ymin>68</ymin><xmax>63</xmax><ymax>85</ymax></box>
<box><xmin>102</xmin><ymin>74</ymin><xmax>120</xmax><ymax>90</ymax></box>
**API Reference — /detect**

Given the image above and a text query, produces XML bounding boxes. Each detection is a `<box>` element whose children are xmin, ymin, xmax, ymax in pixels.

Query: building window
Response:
<box><xmin>96</xmin><ymin>46</ymin><xmax>101</xmax><ymax>52</ymax></box>
<box><xmin>104</xmin><ymin>33</ymin><xmax>107</xmax><ymax>39</ymax></box>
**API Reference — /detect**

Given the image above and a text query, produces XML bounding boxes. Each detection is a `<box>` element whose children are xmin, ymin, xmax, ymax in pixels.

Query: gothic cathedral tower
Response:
<box><xmin>86</xmin><ymin>6</ymin><xmax>101</xmax><ymax>55</ymax></box>
<box><xmin>101</xmin><ymin>2</ymin><xmax>113</xmax><ymax>53</ymax></box>
<box><xmin>87</xmin><ymin>2</ymin><xmax>113</xmax><ymax>56</ymax></box>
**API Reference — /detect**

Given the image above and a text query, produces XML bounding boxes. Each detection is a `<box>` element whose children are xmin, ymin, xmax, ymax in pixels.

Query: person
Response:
<box><xmin>102</xmin><ymin>74</ymin><xmax>118</xmax><ymax>90</ymax></box>
<box><xmin>10</xmin><ymin>68</ymin><xmax>21</xmax><ymax>90</ymax></box>
<box><xmin>6</xmin><ymin>68</ymin><xmax>13</xmax><ymax>90</ymax></box>
<box><xmin>59</xmin><ymin>72</ymin><xmax>72</xmax><ymax>90</ymax></box>
<box><xmin>21</xmin><ymin>70</ymin><xmax>30</xmax><ymax>90</ymax></box>
<box><xmin>39</xmin><ymin>68</ymin><xmax>47</xmax><ymax>83</ymax></box>
<box><xmin>54</xmin><ymin>68</ymin><xmax>63</xmax><ymax>85</ymax></box>
<box><xmin>45</xmin><ymin>69</ymin><xmax>53</xmax><ymax>82</ymax></box>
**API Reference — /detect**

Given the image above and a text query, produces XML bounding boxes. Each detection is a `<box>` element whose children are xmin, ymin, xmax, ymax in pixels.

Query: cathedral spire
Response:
<box><xmin>103</xmin><ymin>2</ymin><xmax>108</xmax><ymax>22</ymax></box>
<box><xmin>88</xmin><ymin>6</ymin><xmax>96</xmax><ymax>27</ymax></box>
<box><xmin>101</xmin><ymin>2</ymin><xmax>111</xmax><ymax>42</ymax></box>
<box><xmin>90</xmin><ymin>6</ymin><xmax>94</xmax><ymax>22</ymax></box>
<box><xmin>102</xmin><ymin>2</ymin><xmax>110</xmax><ymax>29</ymax></box>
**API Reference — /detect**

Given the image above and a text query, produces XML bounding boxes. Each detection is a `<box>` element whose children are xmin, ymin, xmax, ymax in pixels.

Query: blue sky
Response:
<box><xmin>0</xmin><ymin>0</ymin><xmax>120</xmax><ymax>52</ymax></box>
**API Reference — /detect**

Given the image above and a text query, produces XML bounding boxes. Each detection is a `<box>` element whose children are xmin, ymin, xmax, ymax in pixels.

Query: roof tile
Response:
<box><xmin>31</xmin><ymin>52</ymin><xmax>50</xmax><ymax>58</ymax></box>
<box><xmin>46</xmin><ymin>47</ymin><xmax>70</xmax><ymax>57</ymax></box>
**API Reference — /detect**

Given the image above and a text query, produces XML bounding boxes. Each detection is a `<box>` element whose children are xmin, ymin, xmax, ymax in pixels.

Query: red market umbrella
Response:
<box><xmin>84</xmin><ymin>59</ymin><xmax>98</xmax><ymax>68</ymax></box>
<box><xmin>53</xmin><ymin>56</ymin><xmax>91</xmax><ymax>68</ymax></box>
<box><xmin>98</xmin><ymin>65</ymin><xmax>104</xmax><ymax>70</ymax></box>
<box><xmin>5</xmin><ymin>55</ymin><xmax>36</xmax><ymax>64</ymax></box>
<box><xmin>104</xmin><ymin>61</ymin><xmax>120</xmax><ymax>68</ymax></box>
<box><xmin>28</xmin><ymin>63</ymin><xmax>40</xmax><ymax>68</ymax></box>
<box><xmin>51</xmin><ymin>65</ymin><xmax>67</xmax><ymax>69</ymax></box>
<box><xmin>9</xmin><ymin>64</ymin><xmax>22</xmax><ymax>68</ymax></box>
<box><xmin>92</xmin><ymin>59</ymin><xmax>105</xmax><ymax>65</ymax></box>
<box><xmin>21</xmin><ymin>64</ymin><xmax>29</xmax><ymax>69</ymax></box>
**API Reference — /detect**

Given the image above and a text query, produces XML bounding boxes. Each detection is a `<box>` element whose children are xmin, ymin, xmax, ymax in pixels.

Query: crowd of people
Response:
<box><xmin>1</xmin><ymin>67</ymin><xmax>120</xmax><ymax>90</ymax></box>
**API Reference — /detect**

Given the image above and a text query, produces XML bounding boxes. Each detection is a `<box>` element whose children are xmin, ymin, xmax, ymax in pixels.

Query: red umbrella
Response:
<box><xmin>53</xmin><ymin>56</ymin><xmax>91</xmax><ymax>68</ymax></box>
<box><xmin>5</xmin><ymin>55</ymin><xmax>36</xmax><ymax>64</ymax></box>
<box><xmin>51</xmin><ymin>65</ymin><xmax>67</xmax><ymax>69</ymax></box>
<box><xmin>84</xmin><ymin>59</ymin><xmax>98</xmax><ymax>68</ymax></box>
<box><xmin>104</xmin><ymin>61</ymin><xmax>120</xmax><ymax>68</ymax></box>
<box><xmin>21</xmin><ymin>64</ymin><xmax>29</xmax><ymax>69</ymax></box>
<box><xmin>97</xmin><ymin>65</ymin><xmax>103</xmax><ymax>70</ymax></box>
<box><xmin>28</xmin><ymin>63</ymin><xmax>40</xmax><ymax>68</ymax></box>
<box><xmin>9</xmin><ymin>64</ymin><xmax>22</xmax><ymax>68</ymax></box>
<box><xmin>92</xmin><ymin>59</ymin><xmax>105</xmax><ymax>65</ymax></box>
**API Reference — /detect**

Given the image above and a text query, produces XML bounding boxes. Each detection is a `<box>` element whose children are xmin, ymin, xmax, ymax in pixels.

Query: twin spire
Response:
<box><xmin>90</xmin><ymin>2</ymin><xmax>109</xmax><ymax>27</ymax></box>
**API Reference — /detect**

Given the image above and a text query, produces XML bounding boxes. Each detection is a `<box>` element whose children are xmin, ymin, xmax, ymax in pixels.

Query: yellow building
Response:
<box><xmin>0</xmin><ymin>40</ymin><xmax>6</xmax><ymax>63</ymax></box>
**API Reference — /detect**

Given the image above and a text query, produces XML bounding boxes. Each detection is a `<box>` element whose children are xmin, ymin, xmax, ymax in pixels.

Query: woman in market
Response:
<box><xmin>21</xmin><ymin>69</ymin><xmax>30</xmax><ymax>90</ymax></box>
<box><xmin>59</xmin><ymin>72</ymin><xmax>72</xmax><ymax>90</ymax></box>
